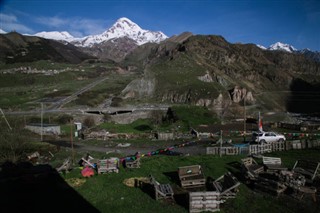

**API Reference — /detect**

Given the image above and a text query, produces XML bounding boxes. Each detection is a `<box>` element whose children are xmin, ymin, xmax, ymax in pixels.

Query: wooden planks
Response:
<box><xmin>149</xmin><ymin>175</ymin><xmax>174</xmax><ymax>200</ymax></box>
<box><xmin>189</xmin><ymin>191</ymin><xmax>222</xmax><ymax>213</ymax></box>
<box><xmin>178</xmin><ymin>165</ymin><xmax>206</xmax><ymax>189</ymax></box>
<box><xmin>211</xmin><ymin>172</ymin><xmax>240</xmax><ymax>199</ymax></box>
<box><xmin>262</xmin><ymin>156</ymin><xmax>287</xmax><ymax>172</ymax></box>
<box><xmin>97</xmin><ymin>157</ymin><xmax>119</xmax><ymax>174</ymax></box>
<box><xmin>292</xmin><ymin>160</ymin><xmax>320</xmax><ymax>183</ymax></box>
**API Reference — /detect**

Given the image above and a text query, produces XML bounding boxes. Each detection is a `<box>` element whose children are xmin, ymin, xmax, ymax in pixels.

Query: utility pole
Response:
<box><xmin>70</xmin><ymin>119</ymin><xmax>75</xmax><ymax>164</ymax></box>
<box><xmin>220</xmin><ymin>130</ymin><xmax>223</xmax><ymax>157</ymax></box>
<box><xmin>243</xmin><ymin>98</ymin><xmax>246</xmax><ymax>143</ymax></box>
<box><xmin>41</xmin><ymin>103</ymin><xmax>43</xmax><ymax>141</ymax></box>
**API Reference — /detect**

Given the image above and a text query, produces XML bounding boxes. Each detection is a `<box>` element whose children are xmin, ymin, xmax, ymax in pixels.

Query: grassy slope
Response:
<box><xmin>0</xmin><ymin>61</ymin><xmax>134</xmax><ymax>109</ymax></box>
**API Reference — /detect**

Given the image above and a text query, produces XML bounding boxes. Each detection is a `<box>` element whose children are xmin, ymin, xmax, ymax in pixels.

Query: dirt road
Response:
<box><xmin>47</xmin><ymin>139</ymin><xmax>212</xmax><ymax>157</ymax></box>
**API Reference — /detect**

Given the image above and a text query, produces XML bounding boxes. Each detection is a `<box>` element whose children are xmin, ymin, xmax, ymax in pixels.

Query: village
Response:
<box><xmin>1</xmin><ymin>107</ymin><xmax>319</xmax><ymax>213</ymax></box>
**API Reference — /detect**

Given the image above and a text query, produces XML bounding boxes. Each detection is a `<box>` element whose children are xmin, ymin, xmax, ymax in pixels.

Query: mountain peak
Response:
<box><xmin>116</xmin><ymin>17</ymin><xmax>139</xmax><ymax>27</ymax></box>
<box><xmin>103</xmin><ymin>17</ymin><xmax>143</xmax><ymax>37</ymax></box>
<box><xmin>268</xmin><ymin>42</ymin><xmax>297</xmax><ymax>53</ymax></box>
<box><xmin>78</xmin><ymin>17</ymin><xmax>168</xmax><ymax>47</ymax></box>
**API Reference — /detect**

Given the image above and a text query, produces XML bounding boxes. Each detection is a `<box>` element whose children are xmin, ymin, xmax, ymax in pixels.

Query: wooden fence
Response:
<box><xmin>206</xmin><ymin>139</ymin><xmax>320</xmax><ymax>156</ymax></box>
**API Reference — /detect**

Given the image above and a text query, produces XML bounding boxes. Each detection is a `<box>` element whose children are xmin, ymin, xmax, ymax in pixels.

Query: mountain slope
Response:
<box><xmin>121</xmin><ymin>34</ymin><xmax>320</xmax><ymax>115</ymax></box>
<box><xmin>0</xmin><ymin>32</ymin><xmax>94</xmax><ymax>64</ymax></box>
<box><xmin>80</xmin><ymin>37</ymin><xmax>139</xmax><ymax>62</ymax></box>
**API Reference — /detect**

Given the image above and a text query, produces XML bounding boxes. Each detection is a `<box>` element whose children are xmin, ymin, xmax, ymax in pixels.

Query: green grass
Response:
<box><xmin>98</xmin><ymin>106</ymin><xmax>220</xmax><ymax>134</ymax></box>
<box><xmin>56</xmin><ymin>149</ymin><xmax>320</xmax><ymax>213</ymax></box>
<box><xmin>99</xmin><ymin>119</ymin><xmax>154</xmax><ymax>133</ymax></box>
<box><xmin>171</xmin><ymin>105</ymin><xmax>220</xmax><ymax>129</ymax></box>
<box><xmin>0</xmin><ymin>61</ymin><xmax>129</xmax><ymax>109</ymax></box>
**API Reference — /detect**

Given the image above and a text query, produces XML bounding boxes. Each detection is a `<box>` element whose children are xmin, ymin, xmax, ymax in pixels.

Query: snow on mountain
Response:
<box><xmin>268</xmin><ymin>42</ymin><xmax>297</xmax><ymax>53</ymax></box>
<box><xmin>256</xmin><ymin>44</ymin><xmax>267</xmax><ymax>50</ymax></box>
<box><xmin>0</xmin><ymin>29</ymin><xmax>7</xmax><ymax>34</ymax></box>
<box><xmin>34</xmin><ymin>31</ymin><xmax>75</xmax><ymax>42</ymax></box>
<box><xmin>32</xmin><ymin>17</ymin><xmax>168</xmax><ymax>47</ymax></box>
<box><xmin>75</xmin><ymin>17</ymin><xmax>168</xmax><ymax>47</ymax></box>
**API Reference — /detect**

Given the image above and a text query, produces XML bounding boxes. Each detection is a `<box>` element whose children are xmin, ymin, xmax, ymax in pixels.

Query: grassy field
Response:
<box><xmin>53</xmin><ymin>148</ymin><xmax>320</xmax><ymax>213</ymax></box>
<box><xmin>0</xmin><ymin>61</ymin><xmax>134</xmax><ymax>109</ymax></box>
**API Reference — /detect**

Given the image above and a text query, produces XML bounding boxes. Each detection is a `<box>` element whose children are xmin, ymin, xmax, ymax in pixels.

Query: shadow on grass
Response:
<box><xmin>163</xmin><ymin>171</ymin><xmax>180</xmax><ymax>186</ymax></box>
<box><xmin>0</xmin><ymin>161</ymin><xmax>99</xmax><ymax>213</ymax></box>
<box><xmin>227</xmin><ymin>161</ymin><xmax>246</xmax><ymax>182</ymax></box>
<box><xmin>135</xmin><ymin>179</ymin><xmax>155</xmax><ymax>199</ymax></box>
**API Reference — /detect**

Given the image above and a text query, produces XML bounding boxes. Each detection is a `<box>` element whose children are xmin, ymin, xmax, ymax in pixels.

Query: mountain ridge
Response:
<box><xmin>0</xmin><ymin>16</ymin><xmax>319</xmax><ymax>53</ymax></box>
<box><xmin>17</xmin><ymin>17</ymin><xmax>168</xmax><ymax>47</ymax></box>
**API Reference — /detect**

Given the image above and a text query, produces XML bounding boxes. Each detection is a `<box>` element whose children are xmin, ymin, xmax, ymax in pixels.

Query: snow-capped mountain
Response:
<box><xmin>32</xmin><ymin>17</ymin><xmax>168</xmax><ymax>47</ymax></box>
<box><xmin>267</xmin><ymin>42</ymin><xmax>297</xmax><ymax>53</ymax></box>
<box><xmin>75</xmin><ymin>17</ymin><xmax>167</xmax><ymax>47</ymax></box>
<box><xmin>0</xmin><ymin>29</ymin><xmax>7</xmax><ymax>34</ymax></box>
<box><xmin>34</xmin><ymin>31</ymin><xmax>75</xmax><ymax>42</ymax></box>
<box><xmin>255</xmin><ymin>42</ymin><xmax>320</xmax><ymax>62</ymax></box>
<box><xmin>256</xmin><ymin>44</ymin><xmax>267</xmax><ymax>50</ymax></box>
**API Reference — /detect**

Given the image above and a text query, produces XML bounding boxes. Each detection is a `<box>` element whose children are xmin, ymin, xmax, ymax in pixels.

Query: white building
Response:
<box><xmin>25</xmin><ymin>123</ymin><xmax>61</xmax><ymax>135</ymax></box>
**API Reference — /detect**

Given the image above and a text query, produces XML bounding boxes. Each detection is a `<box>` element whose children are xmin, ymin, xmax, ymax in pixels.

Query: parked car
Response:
<box><xmin>252</xmin><ymin>131</ymin><xmax>286</xmax><ymax>143</ymax></box>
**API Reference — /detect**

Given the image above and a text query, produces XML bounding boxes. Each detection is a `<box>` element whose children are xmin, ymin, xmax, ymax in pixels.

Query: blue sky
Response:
<box><xmin>0</xmin><ymin>0</ymin><xmax>319</xmax><ymax>51</ymax></box>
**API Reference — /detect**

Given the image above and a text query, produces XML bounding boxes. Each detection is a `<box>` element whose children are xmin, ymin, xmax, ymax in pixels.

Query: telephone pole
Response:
<box><xmin>243</xmin><ymin>98</ymin><xmax>246</xmax><ymax>143</ymax></box>
<box><xmin>41</xmin><ymin>103</ymin><xmax>43</xmax><ymax>141</ymax></box>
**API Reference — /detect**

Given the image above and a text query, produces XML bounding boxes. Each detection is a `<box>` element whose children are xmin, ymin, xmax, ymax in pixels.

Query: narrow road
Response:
<box><xmin>49</xmin><ymin>76</ymin><xmax>109</xmax><ymax>109</ymax></box>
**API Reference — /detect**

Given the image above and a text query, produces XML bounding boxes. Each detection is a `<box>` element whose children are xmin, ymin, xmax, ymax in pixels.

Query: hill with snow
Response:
<box><xmin>34</xmin><ymin>31</ymin><xmax>75</xmax><ymax>42</ymax></box>
<box><xmin>268</xmin><ymin>42</ymin><xmax>297</xmax><ymax>52</ymax></box>
<box><xmin>256</xmin><ymin>42</ymin><xmax>320</xmax><ymax>62</ymax></box>
<box><xmin>32</xmin><ymin>17</ymin><xmax>168</xmax><ymax>47</ymax></box>
<box><xmin>0</xmin><ymin>29</ymin><xmax>7</xmax><ymax>34</ymax></box>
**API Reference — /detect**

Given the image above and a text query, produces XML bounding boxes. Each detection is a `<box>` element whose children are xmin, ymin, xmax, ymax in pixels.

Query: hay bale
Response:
<box><xmin>123</xmin><ymin>177</ymin><xmax>149</xmax><ymax>187</ymax></box>
<box><xmin>66</xmin><ymin>178</ymin><xmax>86</xmax><ymax>187</ymax></box>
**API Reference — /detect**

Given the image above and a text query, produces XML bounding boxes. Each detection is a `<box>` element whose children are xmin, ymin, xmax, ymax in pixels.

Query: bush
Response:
<box><xmin>83</xmin><ymin>116</ymin><xmax>95</xmax><ymax>128</ymax></box>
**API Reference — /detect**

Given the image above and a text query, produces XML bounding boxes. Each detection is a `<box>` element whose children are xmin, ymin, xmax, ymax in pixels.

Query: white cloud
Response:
<box><xmin>0</xmin><ymin>11</ymin><xmax>111</xmax><ymax>37</ymax></box>
<box><xmin>34</xmin><ymin>15</ymin><xmax>108</xmax><ymax>37</ymax></box>
<box><xmin>0</xmin><ymin>13</ymin><xmax>17</xmax><ymax>22</ymax></box>
<box><xmin>0</xmin><ymin>13</ymin><xmax>34</xmax><ymax>33</ymax></box>
<box><xmin>35</xmin><ymin>16</ymin><xmax>66</xmax><ymax>28</ymax></box>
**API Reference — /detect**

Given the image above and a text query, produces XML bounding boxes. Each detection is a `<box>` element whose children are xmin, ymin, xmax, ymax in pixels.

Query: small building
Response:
<box><xmin>155</xmin><ymin>132</ymin><xmax>174</xmax><ymax>141</ymax></box>
<box><xmin>25</xmin><ymin>123</ymin><xmax>61</xmax><ymax>135</ymax></box>
<box><xmin>74</xmin><ymin>122</ymin><xmax>82</xmax><ymax>131</ymax></box>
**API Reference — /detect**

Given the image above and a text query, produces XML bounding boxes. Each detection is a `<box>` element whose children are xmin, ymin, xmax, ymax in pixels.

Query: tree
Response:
<box><xmin>150</xmin><ymin>110</ymin><xmax>165</xmax><ymax>125</ymax></box>
<box><xmin>163</xmin><ymin>107</ymin><xmax>178</xmax><ymax>124</ymax></box>
<box><xmin>83</xmin><ymin>116</ymin><xmax>95</xmax><ymax>128</ymax></box>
